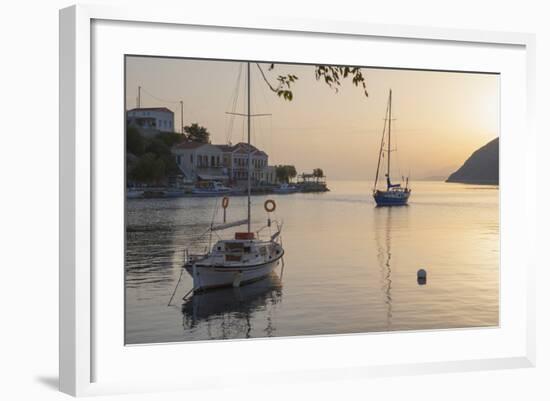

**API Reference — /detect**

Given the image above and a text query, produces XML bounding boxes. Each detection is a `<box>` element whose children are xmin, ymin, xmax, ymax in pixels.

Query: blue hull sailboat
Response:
<box><xmin>373</xmin><ymin>89</ymin><xmax>411</xmax><ymax>206</ymax></box>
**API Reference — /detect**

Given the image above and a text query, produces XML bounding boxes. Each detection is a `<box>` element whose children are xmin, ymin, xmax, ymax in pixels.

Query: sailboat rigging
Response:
<box><xmin>181</xmin><ymin>62</ymin><xmax>285</xmax><ymax>292</ymax></box>
<box><xmin>373</xmin><ymin>89</ymin><xmax>411</xmax><ymax>206</ymax></box>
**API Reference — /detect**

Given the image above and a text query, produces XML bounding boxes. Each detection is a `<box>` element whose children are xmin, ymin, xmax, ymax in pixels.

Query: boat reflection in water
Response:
<box><xmin>181</xmin><ymin>272</ymin><xmax>283</xmax><ymax>339</ymax></box>
<box><xmin>375</xmin><ymin>207</ymin><xmax>394</xmax><ymax>330</ymax></box>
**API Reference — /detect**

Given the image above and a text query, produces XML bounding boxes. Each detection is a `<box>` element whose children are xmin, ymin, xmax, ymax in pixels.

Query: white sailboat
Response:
<box><xmin>183</xmin><ymin>63</ymin><xmax>285</xmax><ymax>292</ymax></box>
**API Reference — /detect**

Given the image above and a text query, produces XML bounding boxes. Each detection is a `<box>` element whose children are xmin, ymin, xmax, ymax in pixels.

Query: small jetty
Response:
<box><xmin>296</xmin><ymin>172</ymin><xmax>329</xmax><ymax>193</ymax></box>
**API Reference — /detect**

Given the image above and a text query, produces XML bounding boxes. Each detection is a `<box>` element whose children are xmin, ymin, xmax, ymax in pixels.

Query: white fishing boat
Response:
<box><xmin>182</xmin><ymin>62</ymin><xmax>285</xmax><ymax>292</ymax></box>
<box><xmin>184</xmin><ymin>229</ymin><xmax>284</xmax><ymax>291</ymax></box>
<box><xmin>191</xmin><ymin>181</ymin><xmax>232</xmax><ymax>196</ymax></box>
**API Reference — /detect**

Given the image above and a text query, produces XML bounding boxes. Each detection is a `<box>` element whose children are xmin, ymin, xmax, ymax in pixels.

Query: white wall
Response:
<box><xmin>1</xmin><ymin>1</ymin><xmax>548</xmax><ymax>400</ymax></box>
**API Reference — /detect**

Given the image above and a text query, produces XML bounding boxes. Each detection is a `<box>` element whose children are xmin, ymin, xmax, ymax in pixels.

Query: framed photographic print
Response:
<box><xmin>60</xmin><ymin>4</ymin><xmax>536</xmax><ymax>396</ymax></box>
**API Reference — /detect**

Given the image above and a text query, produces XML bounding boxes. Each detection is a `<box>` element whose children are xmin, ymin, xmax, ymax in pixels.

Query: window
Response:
<box><xmin>176</xmin><ymin>155</ymin><xmax>181</xmax><ymax>165</ymax></box>
<box><xmin>211</xmin><ymin>155</ymin><xmax>215</xmax><ymax>166</ymax></box>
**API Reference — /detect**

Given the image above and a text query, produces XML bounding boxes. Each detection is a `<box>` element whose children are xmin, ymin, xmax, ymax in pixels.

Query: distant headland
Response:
<box><xmin>446</xmin><ymin>137</ymin><xmax>499</xmax><ymax>185</ymax></box>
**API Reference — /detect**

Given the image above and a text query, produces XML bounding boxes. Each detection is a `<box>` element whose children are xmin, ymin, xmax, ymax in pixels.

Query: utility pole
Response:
<box><xmin>137</xmin><ymin>86</ymin><xmax>141</xmax><ymax>108</ymax></box>
<box><xmin>180</xmin><ymin>100</ymin><xmax>184</xmax><ymax>135</ymax></box>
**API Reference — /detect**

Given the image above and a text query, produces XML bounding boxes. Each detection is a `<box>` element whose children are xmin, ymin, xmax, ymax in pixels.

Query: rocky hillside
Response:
<box><xmin>446</xmin><ymin>138</ymin><xmax>499</xmax><ymax>185</ymax></box>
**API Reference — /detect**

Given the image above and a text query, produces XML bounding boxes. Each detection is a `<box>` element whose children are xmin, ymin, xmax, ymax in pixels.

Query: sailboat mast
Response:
<box><xmin>374</xmin><ymin>94</ymin><xmax>391</xmax><ymax>192</ymax></box>
<box><xmin>387</xmin><ymin>89</ymin><xmax>392</xmax><ymax>188</ymax></box>
<box><xmin>247</xmin><ymin>62</ymin><xmax>251</xmax><ymax>233</ymax></box>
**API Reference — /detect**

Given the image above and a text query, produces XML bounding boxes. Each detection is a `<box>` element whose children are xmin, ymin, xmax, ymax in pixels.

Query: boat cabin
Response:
<box><xmin>208</xmin><ymin>234</ymin><xmax>278</xmax><ymax>264</ymax></box>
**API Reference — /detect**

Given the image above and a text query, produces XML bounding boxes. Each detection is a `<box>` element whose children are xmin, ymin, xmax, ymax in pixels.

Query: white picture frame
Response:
<box><xmin>59</xmin><ymin>4</ymin><xmax>536</xmax><ymax>397</ymax></box>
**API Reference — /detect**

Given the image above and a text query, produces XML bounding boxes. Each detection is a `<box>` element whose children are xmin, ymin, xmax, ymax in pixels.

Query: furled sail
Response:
<box><xmin>210</xmin><ymin>219</ymin><xmax>249</xmax><ymax>232</ymax></box>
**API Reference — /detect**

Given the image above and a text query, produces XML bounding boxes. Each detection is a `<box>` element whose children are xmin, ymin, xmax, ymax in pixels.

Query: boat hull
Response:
<box><xmin>186</xmin><ymin>253</ymin><xmax>284</xmax><ymax>291</ymax></box>
<box><xmin>373</xmin><ymin>191</ymin><xmax>411</xmax><ymax>206</ymax></box>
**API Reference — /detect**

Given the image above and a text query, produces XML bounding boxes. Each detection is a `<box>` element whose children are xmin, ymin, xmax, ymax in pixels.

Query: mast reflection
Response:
<box><xmin>375</xmin><ymin>207</ymin><xmax>394</xmax><ymax>330</ymax></box>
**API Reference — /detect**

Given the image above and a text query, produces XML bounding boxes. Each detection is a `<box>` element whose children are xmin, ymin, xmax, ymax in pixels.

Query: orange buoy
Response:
<box><xmin>222</xmin><ymin>197</ymin><xmax>229</xmax><ymax>209</ymax></box>
<box><xmin>264</xmin><ymin>199</ymin><xmax>276</xmax><ymax>212</ymax></box>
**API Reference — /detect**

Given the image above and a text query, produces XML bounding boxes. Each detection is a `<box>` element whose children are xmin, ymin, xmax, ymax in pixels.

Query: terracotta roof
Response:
<box><xmin>233</xmin><ymin>142</ymin><xmax>260</xmax><ymax>153</ymax></box>
<box><xmin>127</xmin><ymin>107</ymin><xmax>174</xmax><ymax>114</ymax></box>
<box><xmin>213</xmin><ymin>143</ymin><xmax>269</xmax><ymax>158</ymax></box>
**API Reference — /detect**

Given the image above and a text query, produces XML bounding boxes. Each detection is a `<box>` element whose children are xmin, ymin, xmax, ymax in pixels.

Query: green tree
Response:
<box><xmin>160</xmin><ymin>153</ymin><xmax>180</xmax><ymax>176</ymax></box>
<box><xmin>130</xmin><ymin>153</ymin><xmax>166</xmax><ymax>184</ymax></box>
<box><xmin>157</xmin><ymin>131</ymin><xmax>186</xmax><ymax>148</ymax></box>
<box><xmin>145</xmin><ymin>137</ymin><xmax>170</xmax><ymax>156</ymax></box>
<box><xmin>184</xmin><ymin>123</ymin><xmax>210</xmax><ymax>143</ymax></box>
<box><xmin>275</xmin><ymin>165</ymin><xmax>297</xmax><ymax>184</ymax></box>
<box><xmin>256</xmin><ymin>63</ymin><xmax>368</xmax><ymax>101</ymax></box>
<box><xmin>275</xmin><ymin>166</ymin><xmax>286</xmax><ymax>183</ymax></box>
<box><xmin>313</xmin><ymin>168</ymin><xmax>324</xmax><ymax>180</ymax></box>
<box><xmin>287</xmin><ymin>165</ymin><xmax>297</xmax><ymax>182</ymax></box>
<box><xmin>143</xmin><ymin>138</ymin><xmax>181</xmax><ymax>177</ymax></box>
<box><xmin>126</xmin><ymin>125</ymin><xmax>145</xmax><ymax>156</ymax></box>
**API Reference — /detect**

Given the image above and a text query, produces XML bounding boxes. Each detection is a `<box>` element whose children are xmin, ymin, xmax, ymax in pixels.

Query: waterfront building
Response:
<box><xmin>260</xmin><ymin>165</ymin><xmax>278</xmax><ymax>185</ymax></box>
<box><xmin>172</xmin><ymin>141</ymin><xmax>273</xmax><ymax>185</ymax></box>
<box><xmin>215</xmin><ymin>142</ymin><xmax>268</xmax><ymax>185</ymax></box>
<box><xmin>127</xmin><ymin>107</ymin><xmax>175</xmax><ymax>135</ymax></box>
<box><xmin>172</xmin><ymin>142</ymin><xmax>228</xmax><ymax>182</ymax></box>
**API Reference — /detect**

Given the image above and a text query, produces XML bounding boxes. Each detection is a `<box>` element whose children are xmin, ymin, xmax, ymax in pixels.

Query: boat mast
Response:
<box><xmin>373</xmin><ymin>93</ymin><xmax>390</xmax><ymax>192</ymax></box>
<box><xmin>387</xmin><ymin>89</ymin><xmax>392</xmax><ymax>189</ymax></box>
<box><xmin>247</xmin><ymin>62</ymin><xmax>251</xmax><ymax>233</ymax></box>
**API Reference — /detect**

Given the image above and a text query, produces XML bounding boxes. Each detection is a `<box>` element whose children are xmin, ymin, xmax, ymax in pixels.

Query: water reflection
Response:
<box><xmin>375</xmin><ymin>207</ymin><xmax>394</xmax><ymax>330</ymax></box>
<box><xmin>125</xmin><ymin>182</ymin><xmax>499</xmax><ymax>344</ymax></box>
<box><xmin>181</xmin><ymin>273</ymin><xmax>283</xmax><ymax>339</ymax></box>
<box><xmin>126</xmin><ymin>220</ymin><xmax>212</xmax><ymax>289</ymax></box>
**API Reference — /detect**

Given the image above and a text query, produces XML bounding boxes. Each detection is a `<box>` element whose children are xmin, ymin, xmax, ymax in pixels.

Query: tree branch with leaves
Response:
<box><xmin>256</xmin><ymin>63</ymin><xmax>368</xmax><ymax>101</ymax></box>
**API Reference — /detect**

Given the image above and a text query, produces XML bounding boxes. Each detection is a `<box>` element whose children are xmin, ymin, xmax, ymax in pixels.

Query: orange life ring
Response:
<box><xmin>264</xmin><ymin>199</ymin><xmax>276</xmax><ymax>212</ymax></box>
<box><xmin>222</xmin><ymin>197</ymin><xmax>229</xmax><ymax>209</ymax></box>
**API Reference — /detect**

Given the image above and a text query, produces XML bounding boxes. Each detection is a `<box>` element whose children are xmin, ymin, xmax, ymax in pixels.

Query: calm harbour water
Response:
<box><xmin>125</xmin><ymin>181</ymin><xmax>499</xmax><ymax>344</ymax></box>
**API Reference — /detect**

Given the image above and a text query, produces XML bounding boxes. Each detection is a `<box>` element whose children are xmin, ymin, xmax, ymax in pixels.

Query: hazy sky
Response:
<box><xmin>126</xmin><ymin>56</ymin><xmax>499</xmax><ymax>180</ymax></box>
